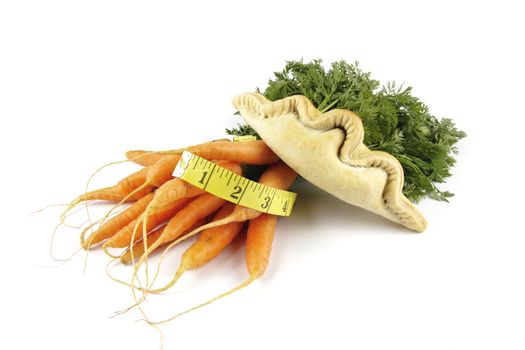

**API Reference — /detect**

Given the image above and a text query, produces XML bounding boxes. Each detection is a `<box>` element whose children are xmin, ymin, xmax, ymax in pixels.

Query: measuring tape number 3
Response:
<box><xmin>173</xmin><ymin>151</ymin><xmax>296</xmax><ymax>216</ymax></box>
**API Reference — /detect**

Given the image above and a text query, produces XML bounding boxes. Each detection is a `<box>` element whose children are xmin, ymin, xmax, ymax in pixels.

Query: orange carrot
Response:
<box><xmin>72</xmin><ymin>154</ymin><xmax>181</xmax><ymax>206</ymax></box>
<box><xmin>256</xmin><ymin>160</ymin><xmax>298</xmax><ymax>190</ymax></box>
<box><xmin>86</xmin><ymin>154</ymin><xmax>179</xmax><ymax>205</ymax></box>
<box><xmin>142</xmin><ymin>141</ymin><xmax>278</xmax><ymax>188</ymax></box>
<box><xmin>125</xmin><ymin>139</ymin><xmax>231</xmax><ymax>166</ymax></box>
<box><xmin>183</xmin><ymin>140</ymin><xmax>279</xmax><ymax>165</ymax></box>
<box><xmin>245</xmin><ymin>213</ymin><xmax>277</xmax><ymax>278</ymax></box>
<box><xmin>149</xmin><ymin>180</ymin><xmax>203</xmax><ymax>214</ymax></box>
<box><xmin>72</xmin><ymin>168</ymin><xmax>153</xmax><ymax>205</ymax></box>
<box><xmin>74</xmin><ymin>140</ymin><xmax>276</xmax><ymax>207</ymax></box>
<box><xmin>146</xmin><ymin>154</ymin><xmax>181</xmax><ymax>187</ymax></box>
<box><xmin>134</xmin><ymin>161</ymin><xmax>295</xmax><ymax>300</ymax></box>
<box><xmin>125</xmin><ymin>151</ymin><xmax>166</xmax><ymax>167</ymax></box>
<box><xmin>82</xmin><ymin>192</ymin><xmax>154</xmax><ymax>249</ymax></box>
<box><xmin>128</xmin><ymin>193</ymin><xmax>229</xmax><ymax>306</ymax></box>
<box><xmin>153</xmin><ymin>193</ymin><xmax>227</xmax><ymax>250</ymax></box>
<box><xmin>105</xmin><ymin>161</ymin><xmax>240</xmax><ymax>254</ymax></box>
<box><xmin>103</xmin><ymin>197</ymin><xmax>192</xmax><ymax>249</ymax></box>
<box><xmin>128</xmin><ymin>140</ymin><xmax>279</xmax><ymax>165</ymax></box>
<box><xmin>186</xmin><ymin>203</ymin><xmax>244</xmax><ymax>269</ymax></box>
<box><xmin>118</xmin><ymin>161</ymin><xmax>241</xmax><ymax>263</ymax></box>
<box><xmin>120</xmin><ymin>218</ymin><xmax>207</xmax><ymax>264</ymax></box>
<box><xmin>145</xmin><ymin>203</ymin><xmax>245</xmax><ymax>292</ymax></box>
<box><xmin>146</xmin><ymin>161</ymin><xmax>242</xmax><ymax>216</ymax></box>
<box><xmin>131</xmin><ymin>193</ymin><xmax>229</xmax><ymax>286</ymax></box>
<box><xmin>160</xmin><ymin>161</ymin><xmax>297</xmax><ymax>244</ymax></box>
<box><xmin>147</xmin><ymin>212</ymin><xmax>278</xmax><ymax>324</ymax></box>
<box><xmin>120</xmin><ymin>225</ymin><xmax>166</xmax><ymax>264</ymax></box>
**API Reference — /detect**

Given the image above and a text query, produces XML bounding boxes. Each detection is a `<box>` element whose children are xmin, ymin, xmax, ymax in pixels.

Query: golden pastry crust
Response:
<box><xmin>232</xmin><ymin>92</ymin><xmax>427</xmax><ymax>232</ymax></box>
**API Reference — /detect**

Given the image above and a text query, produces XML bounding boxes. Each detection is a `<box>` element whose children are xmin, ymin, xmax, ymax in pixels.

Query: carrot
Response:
<box><xmin>127</xmin><ymin>162</ymin><xmax>242</xmax><ymax>298</ymax></box>
<box><xmin>182</xmin><ymin>140</ymin><xmax>279</xmax><ymax>165</ymax></box>
<box><xmin>158</xmin><ymin>161</ymin><xmax>297</xmax><ymax>247</ymax></box>
<box><xmin>145</xmin><ymin>203</ymin><xmax>245</xmax><ymax>293</ymax></box>
<box><xmin>135</xmin><ymin>141</ymin><xmax>276</xmax><ymax>192</ymax></box>
<box><xmin>120</xmin><ymin>225</ymin><xmax>166</xmax><ymax>264</ymax></box>
<box><xmin>69</xmin><ymin>160</ymin><xmax>172</xmax><ymax>253</ymax></box>
<box><xmin>152</xmin><ymin>193</ymin><xmax>227</xmax><ymax>250</ymax></box>
<box><xmin>72</xmin><ymin>153</ymin><xmax>180</xmax><ymax>207</ymax></box>
<box><xmin>146</xmin><ymin>161</ymin><xmax>242</xmax><ymax>216</ymax></box>
<box><xmin>125</xmin><ymin>151</ymin><xmax>166</xmax><ymax>167</ymax></box>
<box><xmin>120</xmin><ymin>218</ymin><xmax>207</xmax><ymax>264</ymax></box>
<box><xmin>245</xmin><ymin>213</ymin><xmax>277</xmax><ymax>278</ymax></box>
<box><xmin>125</xmin><ymin>139</ymin><xmax>231</xmax><ymax>166</ymax></box>
<box><xmin>185</xmin><ymin>203</ymin><xmax>244</xmax><ymax>269</ymax></box>
<box><xmin>108</xmin><ymin>214</ymin><xmax>209</xmax><ymax>317</ymax></box>
<box><xmin>117</xmin><ymin>161</ymin><xmax>241</xmax><ymax>264</ymax></box>
<box><xmin>148</xmin><ymin>180</ymin><xmax>204</xmax><ymax>214</ymax></box>
<box><xmin>255</xmin><ymin>160</ymin><xmax>298</xmax><ymax>189</ymax></box>
<box><xmin>128</xmin><ymin>140</ymin><xmax>279</xmax><ymax>165</ymax></box>
<box><xmin>72</xmin><ymin>168</ymin><xmax>153</xmax><ymax>205</ymax></box>
<box><xmin>82</xmin><ymin>192</ymin><xmax>155</xmax><ymax>249</ymax></box>
<box><xmin>127</xmin><ymin>193</ymin><xmax>229</xmax><ymax>312</ymax></box>
<box><xmin>105</xmin><ymin>161</ymin><xmax>241</xmax><ymax>259</ymax></box>
<box><xmin>103</xmin><ymin>197</ymin><xmax>192</xmax><ymax>249</ymax></box>
<box><xmin>148</xmin><ymin>212</ymin><xmax>278</xmax><ymax>324</ymax></box>
<box><xmin>133</xmin><ymin>161</ymin><xmax>295</xmax><ymax>303</ymax></box>
<box><xmin>74</xmin><ymin>140</ymin><xmax>276</xmax><ymax>207</ymax></box>
<box><xmin>145</xmin><ymin>154</ymin><xmax>181</xmax><ymax>187</ymax></box>
<box><xmin>131</xmin><ymin>193</ymin><xmax>229</xmax><ymax>292</ymax></box>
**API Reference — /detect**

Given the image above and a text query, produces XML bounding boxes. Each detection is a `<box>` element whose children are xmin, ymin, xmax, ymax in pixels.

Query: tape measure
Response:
<box><xmin>231</xmin><ymin>135</ymin><xmax>258</xmax><ymax>142</ymax></box>
<box><xmin>173</xmin><ymin>151</ymin><xmax>296</xmax><ymax>216</ymax></box>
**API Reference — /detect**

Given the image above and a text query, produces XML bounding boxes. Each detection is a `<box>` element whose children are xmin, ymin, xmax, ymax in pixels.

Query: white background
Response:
<box><xmin>1</xmin><ymin>1</ymin><xmax>524</xmax><ymax>349</ymax></box>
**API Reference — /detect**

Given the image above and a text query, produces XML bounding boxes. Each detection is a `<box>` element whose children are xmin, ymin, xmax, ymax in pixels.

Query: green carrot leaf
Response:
<box><xmin>226</xmin><ymin>59</ymin><xmax>466</xmax><ymax>203</ymax></box>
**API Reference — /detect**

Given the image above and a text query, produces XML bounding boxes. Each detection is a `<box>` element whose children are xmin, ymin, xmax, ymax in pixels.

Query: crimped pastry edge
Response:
<box><xmin>232</xmin><ymin>92</ymin><xmax>427</xmax><ymax>232</ymax></box>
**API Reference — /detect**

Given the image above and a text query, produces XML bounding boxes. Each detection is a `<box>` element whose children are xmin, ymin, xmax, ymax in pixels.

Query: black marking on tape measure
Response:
<box><xmin>237</xmin><ymin>180</ymin><xmax>249</xmax><ymax>204</ymax></box>
<box><xmin>202</xmin><ymin>163</ymin><xmax>217</xmax><ymax>191</ymax></box>
<box><xmin>226</xmin><ymin>172</ymin><xmax>234</xmax><ymax>186</ymax></box>
<box><xmin>175</xmin><ymin>153</ymin><xmax>295</xmax><ymax>217</ymax></box>
<box><xmin>265</xmin><ymin>187</ymin><xmax>277</xmax><ymax>213</ymax></box>
<box><xmin>234</xmin><ymin>174</ymin><xmax>241</xmax><ymax>185</ymax></box>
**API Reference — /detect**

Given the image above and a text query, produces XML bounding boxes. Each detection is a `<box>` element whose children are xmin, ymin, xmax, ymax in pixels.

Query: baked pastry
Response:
<box><xmin>232</xmin><ymin>92</ymin><xmax>427</xmax><ymax>232</ymax></box>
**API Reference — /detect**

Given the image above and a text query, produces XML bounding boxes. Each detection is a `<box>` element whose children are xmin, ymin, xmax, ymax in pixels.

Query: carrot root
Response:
<box><xmin>146</xmin><ymin>278</ymin><xmax>255</xmax><ymax>325</ymax></box>
<box><xmin>83</xmin><ymin>192</ymin><xmax>154</xmax><ymax>250</ymax></box>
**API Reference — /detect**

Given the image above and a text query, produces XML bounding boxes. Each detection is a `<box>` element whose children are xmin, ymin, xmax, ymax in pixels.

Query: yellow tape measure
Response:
<box><xmin>173</xmin><ymin>151</ymin><xmax>296</xmax><ymax>216</ymax></box>
<box><xmin>232</xmin><ymin>135</ymin><xmax>257</xmax><ymax>142</ymax></box>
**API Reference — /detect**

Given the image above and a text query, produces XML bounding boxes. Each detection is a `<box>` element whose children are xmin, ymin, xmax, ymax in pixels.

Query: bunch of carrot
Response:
<box><xmin>62</xmin><ymin>138</ymin><xmax>297</xmax><ymax>321</ymax></box>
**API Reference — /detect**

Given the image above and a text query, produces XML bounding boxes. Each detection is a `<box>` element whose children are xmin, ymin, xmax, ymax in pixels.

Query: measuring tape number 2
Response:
<box><xmin>173</xmin><ymin>151</ymin><xmax>296</xmax><ymax>216</ymax></box>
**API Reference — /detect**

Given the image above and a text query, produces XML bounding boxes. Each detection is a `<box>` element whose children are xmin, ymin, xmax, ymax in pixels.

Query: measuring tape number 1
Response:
<box><xmin>173</xmin><ymin>151</ymin><xmax>296</xmax><ymax>216</ymax></box>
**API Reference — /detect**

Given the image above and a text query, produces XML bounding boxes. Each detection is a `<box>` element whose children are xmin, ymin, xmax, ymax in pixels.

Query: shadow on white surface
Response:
<box><xmin>289</xmin><ymin>177</ymin><xmax>409</xmax><ymax>233</ymax></box>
